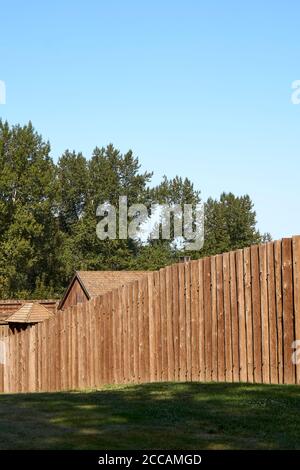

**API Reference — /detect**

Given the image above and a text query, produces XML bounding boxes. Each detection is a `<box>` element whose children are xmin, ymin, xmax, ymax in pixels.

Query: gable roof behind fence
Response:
<box><xmin>58</xmin><ymin>270</ymin><xmax>148</xmax><ymax>310</ymax></box>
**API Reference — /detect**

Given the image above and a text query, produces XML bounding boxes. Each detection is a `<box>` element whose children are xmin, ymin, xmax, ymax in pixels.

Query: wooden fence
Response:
<box><xmin>0</xmin><ymin>236</ymin><xmax>300</xmax><ymax>393</ymax></box>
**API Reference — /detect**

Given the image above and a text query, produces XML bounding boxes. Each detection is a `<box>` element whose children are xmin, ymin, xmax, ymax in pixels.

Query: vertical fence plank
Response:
<box><xmin>0</xmin><ymin>328</ymin><xmax>3</xmax><ymax>392</ymax></box>
<box><xmin>274</xmin><ymin>240</ymin><xmax>284</xmax><ymax>384</ymax></box>
<box><xmin>116</xmin><ymin>287</ymin><xmax>122</xmax><ymax>383</ymax></box>
<box><xmin>92</xmin><ymin>298</ymin><xmax>99</xmax><ymax>388</ymax></box>
<box><xmin>185</xmin><ymin>263</ymin><xmax>192</xmax><ymax>382</ymax></box>
<box><xmin>106</xmin><ymin>293</ymin><xmax>111</xmax><ymax>384</ymax></box>
<box><xmin>148</xmin><ymin>273</ymin><xmax>155</xmax><ymax>382</ymax></box>
<box><xmin>267</xmin><ymin>242</ymin><xmax>278</xmax><ymax>384</ymax></box>
<box><xmin>178</xmin><ymin>263</ymin><xmax>187</xmax><ymax>381</ymax></box>
<box><xmin>293</xmin><ymin>236</ymin><xmax>300</xmax><ymax>384</ymax></box>
<box><xmin>128</xmin><ymin>284</ymin><xmax>135</xmax><ymax>383</ymax></box>
<box><xmin>216</xmin><ymin>255</ymin><xmax>225</xmax><ymax>382</ymax></box>
<box><xmin>251</xmin><ymin>245</ymin><xmax>262</xmax><ymax>383</ymax></box>
<box><xmin>172</xmin><ymin>264</ymin><xmax>180</xmax><ymax>381</ymax></box>
<box><xmin>236</xmin><ymin>249</ymin><xmax>247</xmax><ymax>382</ymax></box>
<box><xmin>282</xmin><ymin>238</ymin><xmax>295</xmax><ymax>384</ymax></box>
<box><xmin>71</xmin><ymin>306</ymin><xmax>77</xmax><ymax>390</ymax></box>
<box><xmin>17</xmin><ymin>328</ymin><xmax>22</xmax><ymax>392</ymax></box>
<box><xmin>121</xmin><ymin>287</ymin><xmax>128</xmax><ymax>383</ymax></box>
<box><xmin>88</xmin><ymin>301</ymin><xmax>93</xmax><ymax>387</ymax></box>
<box><xmin>259</xmin><ymin>244</ymin><xmax>270</xmax><ymax>384</ymax></box>
<box><xmin>191</xmin><ymin>261</ymin><xmax>200</xmax><ymax>381</ymax></box>
<box><xmin>124</xmin><ymin>285</ymin><xmax>131</xmax><ymax>382</ymax></box>
<box><xmin>27</xmin><ymin>327</ymin><xmax>35</xmax><ymax>392</ymax></box>
<box><xmin>166</xmin><ymin>267</ymin><xmax>175</xmax><ymax>382</ymax></box>
<box><xmin>60</xmin><ymin>311</ymin><xmax>66</xmax><ymax>391</ymax></box>
<box><xmin>244</xmin><ymin>247</ymin><xmax>254</xmax><ymax>382</ymax></box>
<box><xmin>91</xmin><ymin>299</ymin><xmax>97</xmax><ymax>387</ymax></box>
<box><xmin>211</xmin><ymin>256</ymin><xmax>218</xmax><ymax>382</ymax></box>
<box><xmin>111</xmin><ymin>292</ymin><xmax>117</xmax><ymax>384</ymax></box>
<box><xmin>144</xmin><ymin>279</ymin><xmax>150</xmax><ymax>383</ymax></box>
<box><xmin>159</xmin><ymin>269</ymin><xmax>168</xmax><ymax>381</ymax></box>
<box><xmin>83</xmin><ymin>303</ymin><xmax>89</xmax><ymax>387</ymax></box>
<box><xmin>223</xmin><ymin>253</ymin><xmax>233</xmax><ymax>382</ymax></box>
<box><xmin>109</xmin><ymin>292</ymin><xmax>114</xmax><ymax>384</ymax></box>
<box><xmin>43</xmin><ymin>321</ymin><xmax>48</xmax><ymax>391</ymax></box>
<box><xmin>10</xmin><ymin>330</ymin><xmax>15</xmax><ymax>393</ymax></box>
<box><xmin>56</xmin><ymin>312</ymin><xmax>61</xmax><ymax>391</ymax></box>
<box><xmin>99</xmin><ymin>295</ymin><xmax>105</xmax><ymax>385</ymax></box>
<box><xmin>203</xmin><ymin>257</ymin><xmax>212</xmax><ymax>381</ymax></box>
<box><xmin>230</xmin><ymin>251</ymin><xmax>240</xmax><ymax>382</ymax></box>
<box><xmin>138</xmin><ymin>279</ymin><xmax>145</xmax><ymax>383</ymax></box>
<box><xmin>198</xmin><ymin>259</ymin><xmax>205</xmax><ymax>382</ymax></box>
<box><xmin>132</xmin><ymin>281</ymin><xmax>139</xmax><ymax>383</ymax></box>
<box><xmin>153</xmin><ymin>273</ymin><xmax>161</xmax><ymax>381</ymax></box>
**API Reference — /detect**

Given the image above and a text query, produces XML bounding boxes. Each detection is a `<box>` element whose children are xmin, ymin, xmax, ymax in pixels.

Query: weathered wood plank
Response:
<box><xmin>166</xmin><ymin>266</ymin><xmax>175</xmax><ymax>381</ymax></box>
<box><xmin>259</xmin><ymin>243</ymin><xmax>270</xmax><ymax>384</ymax></box>
<box><xmin>251</xmin><ymin>245</ymin><xmax>262</xmax><ymax>383</ymax></box>
<box><xmin>230</xmin><ymin>251</ymin><xmax>239</xmax><ymax>382</ymax></box>
<box><xmin>172</xmin><ymin>264</ymin><xmax>180</xmax><ymax>381</ymax></box>
<box><xmin>223</xmin><ymin>252</ymin><xmax>233</xmax><ymax>382</ymax></box>
<box><xmin>282</xmin><ymin>238</ymin><xmax>295</xmax><ymax>384</ymax></box>
<box><xmin>244</xmin><ymin>247</ymin><xmax>254</xmax><ymax>382</ymax></box>
<box><xmin>274</xmin><ymin>240</ymin><xmax>283</xmax><ymax>384</ymax></box>
<box><xmin>191</xmin><ymin>261</ymin><xmax>200</xmax><ymax>381</ymax></box>
<box><xmin>293</xmin><ymin>236</ymin><xmax>300</xmax><ymax>384</ymax></box>
<box><xmin>236</xmin><ymin>249</ymin><xmax>247</xmax><ymax>382</ymax></box>
<box><xmin>178</xmin><ymin>263</ymin><xmax>187</xmax><ymax>381</ymax></box>
<box><xmin>267</xmin><ymin>242</ymin><xmax>278</xmax><ymax>384</ymax></box>
<box><xmin>211</xmin><ymin>256</ymin><xmax>218</xmax><ymax>382</ymax></box>
<box><xmin>216</xmin><ymin>254</ymin><xmax>225</xmax><ymax>382</ymax></box>
<box><xmin>203</xmin><ymin>257</ymin><xmax>212</xmax><ymax>382</ymax></box>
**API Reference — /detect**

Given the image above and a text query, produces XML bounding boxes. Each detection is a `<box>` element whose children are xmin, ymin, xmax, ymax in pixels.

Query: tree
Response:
<box><xmin>147</xmin><ymin>176</ymin><xmax>202</xmax><ymax>254</ymax></box>
<box><xmin>57</xmin><ymin>150</ymin><xmax>89</xmax><ymax>233</ymax></box>
<box><xmin>57</xmin><ymin>144</ymin><xmax>153</xmax><ymax>279</ymax></box>
<box><xmin>202</xmin><ymin>192</ymin><xmax>265</xmax><ymax>256</ymax></box>
<box><xmin>0</xmin><ymin>120</ymin><xmax>270</xmax><ymax>297</ymax></box>
<box><xmin>0</xmin><ymin>121</ymin><xmax>61</xmax><ymax>298</ymax></box>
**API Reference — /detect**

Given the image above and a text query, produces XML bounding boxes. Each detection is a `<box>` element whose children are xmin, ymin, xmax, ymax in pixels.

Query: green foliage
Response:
<box><xmin>0</xmin><ymin>120</ymin><xmax>269</xmax><ymax>298</ymax></box>
<box><xmin>0</xmin><ymin>121</ymin><xmax>61</xmax><ymax>298</ymax></box>
<box><xmin>201</xmin><ymin>192</ymin><xmax>265</xmax><ymax>257</ymax></box>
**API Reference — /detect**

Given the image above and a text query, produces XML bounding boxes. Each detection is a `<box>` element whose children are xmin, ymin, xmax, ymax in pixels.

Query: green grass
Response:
<box><xmin>0</xmin><ymin>382</ymin><xmax>300</xmax><ymax>449</ymax></box>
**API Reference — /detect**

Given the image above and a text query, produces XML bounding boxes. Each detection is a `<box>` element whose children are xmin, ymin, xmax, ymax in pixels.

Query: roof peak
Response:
<box><xmin>6</xmin><ymin>302</ymin><xmax>54</xmax><ymax>324</ymax></box>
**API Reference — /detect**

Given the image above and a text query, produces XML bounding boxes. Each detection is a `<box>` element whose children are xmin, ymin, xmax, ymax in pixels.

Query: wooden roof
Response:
<box><xmin>58</xmin><ymin>270</ymin><xmax>147</xmax><ymax>309</ymax></box>
<box><xmin>0</xmin><ymin>300</ymin><xmax>57</xmax><ymax>324</ymax></box>
<box><xmin>5</xmin><ymin>302</ymin><xmax>54</xmax><ymax>324</ymax></box>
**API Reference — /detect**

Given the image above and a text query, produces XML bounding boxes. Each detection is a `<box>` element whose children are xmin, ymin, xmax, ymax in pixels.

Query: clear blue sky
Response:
<box><xmin>1</xmin><ymin>1</ymin><xmax>299</xmax><ymax>240</ymax></box>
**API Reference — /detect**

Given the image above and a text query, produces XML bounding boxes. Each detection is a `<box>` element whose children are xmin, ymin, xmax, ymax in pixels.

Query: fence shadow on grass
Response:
<box><xmin>0</xmin><ymin>382</ymin><xmax>300</xmax><ymax>450</ymax></box>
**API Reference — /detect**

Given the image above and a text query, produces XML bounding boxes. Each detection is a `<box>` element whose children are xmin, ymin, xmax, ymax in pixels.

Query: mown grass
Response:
<box><xmin>0</xmin><ymin>382</ymin><xmax>300</xmax><ymax>449</ymax></box>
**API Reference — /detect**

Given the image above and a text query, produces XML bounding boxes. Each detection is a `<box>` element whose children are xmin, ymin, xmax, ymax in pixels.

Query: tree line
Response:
<box><xmin>0</xmin><ymin>121</ymin><xmax>270</xmax><ymax>299</ymax></box>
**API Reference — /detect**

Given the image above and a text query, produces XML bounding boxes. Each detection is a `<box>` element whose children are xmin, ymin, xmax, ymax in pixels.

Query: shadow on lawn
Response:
<box><xmin>0</xmin><ymin>382</ymin><xmax>300</xmax><ymax>450</ymax></box>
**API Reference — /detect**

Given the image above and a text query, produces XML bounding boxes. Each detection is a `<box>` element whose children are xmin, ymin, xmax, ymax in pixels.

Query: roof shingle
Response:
<box><xmin>5</xmin><ymin>303</ymin><xmax>54</xmax><ymax>324</ymax></box>
<box><xmin>76</xmin><ymin>271</ymin><xmax>147</xmax><ymax>298</ymax></box>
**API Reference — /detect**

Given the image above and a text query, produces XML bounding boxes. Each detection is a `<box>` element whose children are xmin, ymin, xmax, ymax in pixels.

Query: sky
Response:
<box><xmin>0</xmin><ymin>0</ymin><xmax>300</xmax><ymax>240</ymax></box>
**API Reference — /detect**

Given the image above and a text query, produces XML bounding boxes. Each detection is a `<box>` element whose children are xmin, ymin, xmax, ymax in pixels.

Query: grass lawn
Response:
<box><xmin>0</xmin><ymin>382</ymin><xmax>300</xmax><ymax>450</ymax></box>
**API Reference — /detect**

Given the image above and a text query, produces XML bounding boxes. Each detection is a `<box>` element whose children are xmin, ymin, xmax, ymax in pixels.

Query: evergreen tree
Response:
<box><xmin>0</xmin><ymin>121</ymin><xmax>270</xmax><ymax>298</ymax></box>
<box><xmin>0</xmin><ymin>121</ymin><xmax>61</xmax><ymax>297</ymax></box>
<box><xmin>202</xmin><ymin>192</ymin><xmax>265</xmax><ymax>256</ymax></box>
